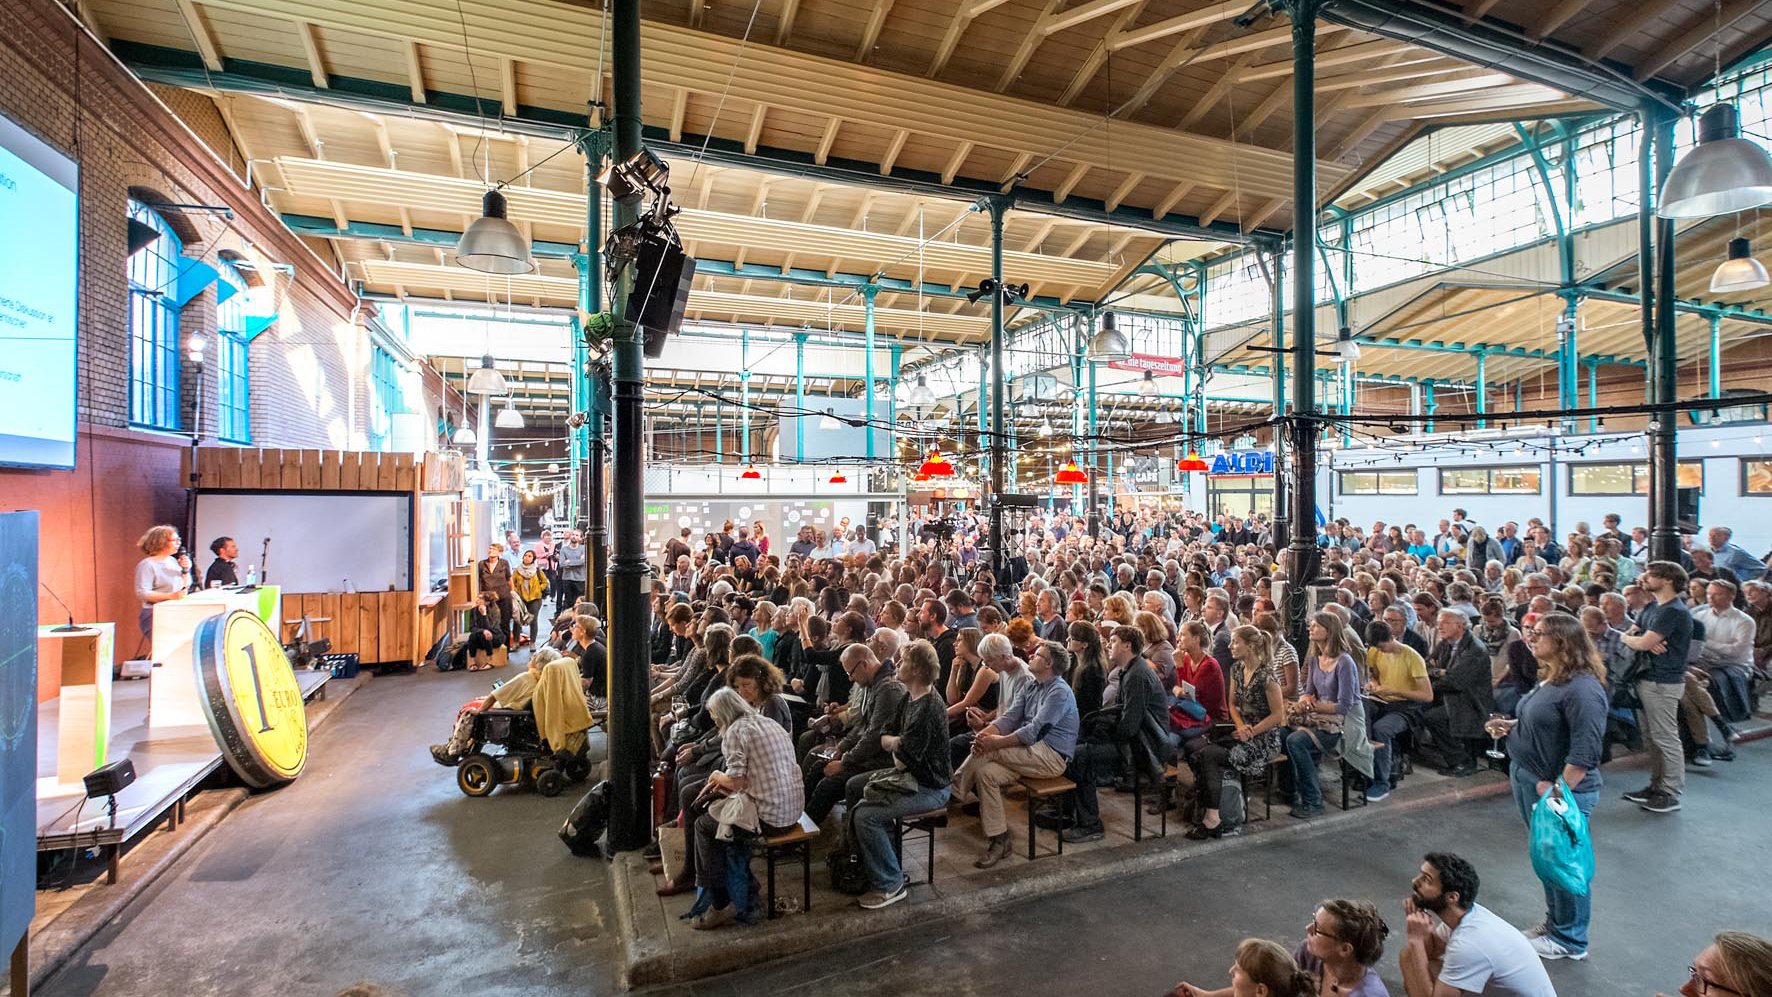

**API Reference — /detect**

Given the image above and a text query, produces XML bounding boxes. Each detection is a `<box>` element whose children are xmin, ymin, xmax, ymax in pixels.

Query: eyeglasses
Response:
<box><xmin>1305</xmin><ymin>922</ymin><xmax>1341</xmax><ymax>942</ymax></box>
<box><xmin>1691</xmin><ymin>968</ymin><xmax>1744</xmax><ymax>997</ymax></box>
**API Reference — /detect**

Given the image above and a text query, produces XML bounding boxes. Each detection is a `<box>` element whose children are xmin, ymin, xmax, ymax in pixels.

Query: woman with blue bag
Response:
<box><xmin>1485</xmin><ymin>612</ymin><xmax>1609</xmax><ymax>963</ymax></box>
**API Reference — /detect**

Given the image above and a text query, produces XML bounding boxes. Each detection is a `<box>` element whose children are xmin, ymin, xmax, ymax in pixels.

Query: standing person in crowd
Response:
<box><xmin>478</xmin><ymin>542</ymin><xmax>515</xmax><ymax>650</ymax></box>
<box><xmin>1399</xmin><ymin>852</ymin><xmax>1556</xmax><ymax>997</ymax></box>
<box><xmin>1485</xmin><ymin>612</ymin><xmax>1608</xmax><ymax>961</ymax></box>
<box><xmin>1188</xmin><ymin>625</ymin><xmax>1286</xmax><ymax>840</ymax></box>
<box><xmin>848</xmin><ymin>639</ymin><xmax>952</xmax><ymax>910</ymax></box>
<box><xmin>204</xmin><ymin>535</ymin><xmax>238</xmax><ymax>588</ymax></box>
<box><xmin>134</xmin><ymin>525</ymin><xmax>190</xmax><ymax>640</ymax></box>
<box><xmin>753</xmin><ymin>520</ymin><xmax>771</xmax><ymax>558</ymax></box>
<box><xmin>557</xmin><ymin>530</ymin><xmax>586</xmax><ymax>612</ymax></box>
<box><xmin>1621</xmin><ymin>560</ymin><xmax>1694</xmax><ymax>814</ymax></box>
<box><xmin>512</xmin><ymin>549</ymin><xmax>549</xmax><ymax>646</ymax></box>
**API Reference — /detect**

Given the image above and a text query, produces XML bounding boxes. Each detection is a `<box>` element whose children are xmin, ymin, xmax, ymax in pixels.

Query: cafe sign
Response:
<box><xmin>1209</xmin><ymin>451</ymin><xmax>1274</xmax><ymax>475</ymax></box>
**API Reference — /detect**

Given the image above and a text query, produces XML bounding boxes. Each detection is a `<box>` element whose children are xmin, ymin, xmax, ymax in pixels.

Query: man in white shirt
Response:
<box><xmin>1694</xmin><ymin>580</ymin><xmax>1755</xmax><ymax>670</ymax></box>
<box><xmin>850</xmin><ymin>528</ymin><xmax>877</xmax><ymax>557</ymax></box>
<box><xmin>1401</xmin><ymin>852</ymin><xmax>1561</xmax><ymax>997</ymax></box>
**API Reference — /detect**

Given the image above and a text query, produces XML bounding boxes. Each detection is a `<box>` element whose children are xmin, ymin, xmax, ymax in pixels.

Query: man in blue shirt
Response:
<box><xmin>1621</xmin><ymin>560</ymin><xmax>1694</xmax><ymax>814</ymax></box>
<box><xmin>952</xmin><ymin>635</ymin><xmax>1078</xmax><ymax>869</ymax></box>
<box><xmin>1706</xmin><ymin>527</ymin><xmax>1767</xmax><ymax>581</ymax></box>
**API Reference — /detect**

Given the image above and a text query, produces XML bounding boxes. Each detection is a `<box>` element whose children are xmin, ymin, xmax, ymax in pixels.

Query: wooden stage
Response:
<box><xmin>34</xmin><ymin>670</ymin><xmax>331</xmax><ymax>883</ymax></box>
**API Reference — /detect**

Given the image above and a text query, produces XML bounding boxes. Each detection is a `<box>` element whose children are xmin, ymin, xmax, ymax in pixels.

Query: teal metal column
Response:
<box><xmin>888</xmin><ymin>343</ymin><xmax>901</xmax><ymax>459</ymax></box>
<box><xmin>864</xmin><ymin>284</ymin><xmax>878</xmax><ymax>460</ymax></box>
<box><xmin>1423</xmin><ymin>382</ymin><xmax>1437</xmax><ymax>434</ymax></box>
<box><xmin>1475</xmin><ymin>352</ymin><xmax>1487</xmax><ymax>429</ymax></box>
<box><xmin>574</xmin><ymin>126</ymin><xmax>609</xmax><ymax>614</ymax></box>
<box><xmin>1587</xmin><ymin>362</ymin><xmax>1599</xmax><ymax>432</ymax></box>
<box><xmin>739</xmin><ymin>328</ymin><xmax>751</xmax><ymax>463</ymax></box>
<box><xmin>794</xmin><ymin>333</ymin><xmax>806</xmax><ymax>461</ymax></box>
<box><xmin>1709</xmin><ymin>315</ymin><xmax>1722</xmax><ymax>398</ymax></box>
<box><xmin>715</xmin><ymin>396</ymin><xmax>723</xmax><ymax>461</ymax></box>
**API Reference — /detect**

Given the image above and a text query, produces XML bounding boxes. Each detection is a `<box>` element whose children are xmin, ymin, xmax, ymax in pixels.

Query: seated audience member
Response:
<box><xmin>430</xmin><ymin>648</ymin><xmax>555</xmax><ymax>765</ymax></box>
<box><xmin>944</xmin><ymin>627</ymin><xmax>997</xmax><ymax>728</ymax></box>
<box><xmin>1173</xmin><ymin>619</ymin><xmax>1229</xmax><ymax>742</ymax></box>
<box><xmin>1422</xmin><ymin>610</ymin><xmax>1494</xmax><ymax>777</ymax></box>
<box><xmin>682</xmin><ymin>688</ymin><xmax>804</xmax><ymax>930</ymax></box>
<box><xmin>951</xmin><ymin>631</ymin><xmax>1079</xmax><ymax>869</ymax></box>
<box><xmin>1136</xmin><ymin>610</ymin><xmax>1179</xmax><ymax>687</ymax></box>
<box><xmin>1399</xmin><ymin>852</ymin><xmax>1555</xmax><ymax>997</ymax></box>
<box><xmin>1256</xmin><ymin>610</ymin><xmax>1301</xmax><ymax>696</ymax></box>
<box><xmin>1492</xmin><ymin>612</ymin><xmax>1543</xmax><ymax>716</ymax></box>
<box><xmin>1170</xmin><ymin>937</ymin><xmax>1316</xmax><ymax>997</ymax></box>
<box><xmin>1188</xmin><ymin>625</ymin><xmax>1287</xmax><ymax>839</ymax></box>
<box><xmin>1363</xmin><ymin>620</ymin><xmax>1431</xmax><ymax>801</ymax></box>
<box><xmin>848</xmin><ymin>639</ymin><xmax>954</xmax><ymax>910</ymax></box>
<box><xmin>1297</xmin><ymin>900</ymin><xmax>1393</xmax><ymax>997</ymax></box>
<box><xmin>1677</xmin><ymin>932</ymin><xmax>1772</xmax><ymax>997</ymax></box>
<box><xmin>1285</xmin><ymin>612</ymin><xmax>1371</xmax><ymax>820</ymax></box>
<box><xmin>464</xmin><ymin>590</ymin><xmax>508</xmax><ymax>671</ymax></box>
<box><xmin>1066</xmin><ymin>620</ymin><xmax>1110</xmax><ymax>717</ymax></box>
<box><xmin>803</xmin><ymin>644</ymin><xmax>906</xmax><ymax>823</ymax></box>
<box><xmin>951</xmin><ymin>632</ymin><xmax>1030</xmax><ymax>764</ymax></box>
<box><xmin>1063</xmin><ymin>629</ymin><xmax>1168</xmax><ymax>842</ymax></box>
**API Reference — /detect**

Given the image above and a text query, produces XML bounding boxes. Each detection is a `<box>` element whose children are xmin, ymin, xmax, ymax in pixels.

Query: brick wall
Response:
<box><xmin>0</xmin><ymin>0</ymin><xmax>387</xmax><ymax>652</ymax></box>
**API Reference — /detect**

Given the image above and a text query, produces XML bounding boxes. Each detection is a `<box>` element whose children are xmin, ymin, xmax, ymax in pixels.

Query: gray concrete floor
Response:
<box><xmin>37</xmin><ymin>663</ymin><xmax>1772</xmax><ymax>997</ymax></box>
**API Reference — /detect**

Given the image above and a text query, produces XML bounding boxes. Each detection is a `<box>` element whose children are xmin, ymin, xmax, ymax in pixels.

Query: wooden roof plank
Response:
<box><xmin>174</xmin><ymin>0</ymin><xmax>225</xmax><ymax>70</ymax></box>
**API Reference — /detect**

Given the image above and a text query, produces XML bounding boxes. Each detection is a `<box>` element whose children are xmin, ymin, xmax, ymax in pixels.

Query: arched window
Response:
<box><xmin>127</xmin><ymin>200</ymin><xmax>182</xmax><ymax>429</ymax></box>
<box><xmin>215</xmin><ymin>260</ymin><xmax>251</xmax><ymax>443</ymax></box>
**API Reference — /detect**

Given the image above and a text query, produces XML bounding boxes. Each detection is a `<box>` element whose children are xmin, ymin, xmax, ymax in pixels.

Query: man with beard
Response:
<box><xmin>1400</xmin><ymin>852</ymin><xmax>1558</xmax><ymax>997</ymax></box>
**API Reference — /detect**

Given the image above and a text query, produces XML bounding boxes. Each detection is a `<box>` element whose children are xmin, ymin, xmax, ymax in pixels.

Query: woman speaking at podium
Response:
<box><xmin>134</xmin><ymin>524</ymin><xmax>190</xmax><ymax>640</ymax></box>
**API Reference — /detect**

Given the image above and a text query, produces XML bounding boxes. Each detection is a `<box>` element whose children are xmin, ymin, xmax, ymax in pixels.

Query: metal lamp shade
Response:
<box><xmin>1658</xmin><ymin>105</ymin><xmax>1772</xmax><ymax>219</ymax></box>
<box><xmin>1087</xmin><ymin>312</ymin><xmax>1130</xmax><ymax>362</ymax></box>
<box><xmin>452</xmin><ymin>425</ymin><xmax>477</xmax><ymax>446</ymax></box>
<box><xmin>1711</xmin><ymin>238</ymin><xmax>1769</xmax><ymax>293</ymax></box>
<box><xmin>494</xmin><ymin>400</ymin><xmax>526</xmax><ymax>429</ymax></box>
<box><xmin>1055</xmin><ymin>461</ymin><xmax>1087</xmax><ymax>484</ymax></box>
<box><xmin>905</xmin><ymin>375</ymin><xmax>936</xmax><ymax>406</ymax></box>
<box><xmin>456</xmin><ymin>189</ymin><xmax>536</xmax><ymax>274</ymax></box>
<box><xmin>1178</xmin><ymin>452</ymin><xmax>1209</xmax><ymax>471</ymax></box>
<box><xmin>466</xmin><ymin>354</ymin><xmax>508</xmax><ymax>395</ymax></box>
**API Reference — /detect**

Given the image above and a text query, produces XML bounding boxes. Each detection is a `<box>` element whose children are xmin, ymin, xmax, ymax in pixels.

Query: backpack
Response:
<box><xmin>559</xmin><ymin>780</ymin><xmax>612</xmax><ymax>858</ymax></box>
<box><xmin>825</xmin><ymin>813</ymin><xmax>868</xmax><ymax>895</ymax></box>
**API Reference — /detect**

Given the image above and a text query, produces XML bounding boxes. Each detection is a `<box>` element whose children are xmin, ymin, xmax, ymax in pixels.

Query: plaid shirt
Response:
<box><xmin>722</xmin><ymin>714</ymin><xmax>804</xmax><ymax>827</ymax></box>
<box><xmin>1591</xmin><ymin>625</ymin><xmax>1628</xmax><ymax>678</ymax></box>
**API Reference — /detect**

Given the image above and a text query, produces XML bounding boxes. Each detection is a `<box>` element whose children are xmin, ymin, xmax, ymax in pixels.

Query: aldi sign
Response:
<box><xmin>1209</xmin><ymin>451</ymin><xmax>1274</xmax><ymax>475</ymax></box>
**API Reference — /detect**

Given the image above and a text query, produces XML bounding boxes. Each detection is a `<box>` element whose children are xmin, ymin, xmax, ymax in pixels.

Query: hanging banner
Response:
<box><xmin>1107</xmin><ymin>353</ymin><xmax>1186</xmax><ymax>376</ymax></box>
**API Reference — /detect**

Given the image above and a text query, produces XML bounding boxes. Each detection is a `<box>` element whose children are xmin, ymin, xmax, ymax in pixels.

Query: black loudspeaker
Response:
<box><xmin>625</xmin><ymin>233</ymin><xmax>696</xmax><ymax>359</ymax></box>
<box><xmin>1676</xmin><ymin>485</ymin><xmax>1700</xmax><ymax>531</ymax></box>
<box><xmin>84</xmin><ymin>759</ymin><xmax>137</xmax><ymax>799</ymax></box>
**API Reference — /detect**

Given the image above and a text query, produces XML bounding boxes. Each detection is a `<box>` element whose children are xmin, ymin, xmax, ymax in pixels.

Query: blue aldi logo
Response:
<box><xmin>1209</xmin><ymin>451</ymin><xmax>1274</xmax><ymax>475</ymax></box>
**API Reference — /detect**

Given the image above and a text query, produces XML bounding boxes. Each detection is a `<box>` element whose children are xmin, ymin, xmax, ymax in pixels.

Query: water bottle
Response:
<box><xmin>245</xmin><ymin>565</ymin><xmax>257</xmax><ymax>586</ymax></box>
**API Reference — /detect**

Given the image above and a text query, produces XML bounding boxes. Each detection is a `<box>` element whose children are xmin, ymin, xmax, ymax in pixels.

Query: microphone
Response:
<box><xmin>39</xmin><ymin>581</ymin><xmax>91</xmax><ymax>632</ymax></box>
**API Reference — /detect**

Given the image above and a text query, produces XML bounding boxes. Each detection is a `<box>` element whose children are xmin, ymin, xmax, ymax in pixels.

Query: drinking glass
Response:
<box><xmin>1485</xmin><ymin>713</ymin><xmax>1509</xmax><ymax>760</ymax></box>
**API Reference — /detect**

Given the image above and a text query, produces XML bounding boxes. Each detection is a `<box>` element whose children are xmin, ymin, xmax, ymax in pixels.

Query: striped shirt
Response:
<box><xmin>721</xmin><ymin>714</ymin><xmax>805</xmax><ymax>827</ymax></box>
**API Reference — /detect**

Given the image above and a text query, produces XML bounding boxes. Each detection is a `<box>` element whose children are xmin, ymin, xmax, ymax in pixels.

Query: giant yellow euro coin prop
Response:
<box><xmin>194</xmin><ymin>609</ymin><xmax>307</xmax><ymax>788</ymax></box>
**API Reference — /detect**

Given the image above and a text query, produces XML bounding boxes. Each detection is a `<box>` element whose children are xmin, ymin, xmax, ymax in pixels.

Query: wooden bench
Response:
<box><xmin>1260</xmin><ymin>752</ymin><xmax>1370</xmax><ymax>815</ymax></box>
<box><xmin>1127</xmin><ymin>761</ymin><xmax>1185</xmax><ymax>842</ymax></box>
<box><xmin>1020</xmin><ymin>776</ymin><xmax>1077</xmax><ymax>860</ymax></box>
<box><xmin>760</xmin><ymin>814</ymin><xmax>818</xmax><ymax>918</ymax></box>
<box><xmin>890</xmin><ymin>807</ymin><xmax>949</xmax><ymax>886</ymax></box>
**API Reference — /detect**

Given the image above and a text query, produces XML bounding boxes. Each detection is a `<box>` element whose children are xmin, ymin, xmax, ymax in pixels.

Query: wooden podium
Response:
<box><xmin>149</xmin><ymin>588</ymin><xmax>280</xmax><ymax>731</ymax></box>
<box><xmin>37</xmin><ymin>624</ymin><xmax>115</xmax><ymax>787</ymax></box>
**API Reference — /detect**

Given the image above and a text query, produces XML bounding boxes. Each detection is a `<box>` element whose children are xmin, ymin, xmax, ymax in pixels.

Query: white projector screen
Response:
<box><xmin>195</xmin><ymin>492</ymin><xmax>412</xmax><ymax>593</ymax></box>
<box><xmin>0</xmin><ymin>111</ymin><xmax>79</xmax><ymax>469</ymax></box>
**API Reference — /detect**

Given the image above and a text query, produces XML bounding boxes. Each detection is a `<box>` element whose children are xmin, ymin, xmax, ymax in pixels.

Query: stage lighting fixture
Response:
<box><xmin>598</xmin><ymin>146</ymin><xmax>672</xmax><ymax>205</ymax></box>
<box><xmin>456</xmin><ymin>189</ymin><xmax>536</xmax><ymax>275</ymax></box>
<box><xmin>84</xmin><ymin>759</ymin><xmax>136</xmax><ymax>800</ymax></box>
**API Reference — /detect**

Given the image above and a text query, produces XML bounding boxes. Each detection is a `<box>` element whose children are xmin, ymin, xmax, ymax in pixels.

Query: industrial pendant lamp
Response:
<box><xmin>1087</xmin><ymin>312</ymin><xmax>1130</xmax><ymax>362</ymax></box>
<box><xmin>452</xmin><ymin>424</ymin><xmax>477</xmax><ymax>446</ymax></box>
<box><xmin>1138</xmin><ymin>370</ymin><xmax>1158</xmax><ymax>397</ymax></box>
<box><xmin>456</xmin><ymin>189</ymin><xmax>536</xmax><ymax>274</ymax></box>
<box><xmin>905</xmin><ymin>375</ymin><xmax>936</xmax><ymax>407</ymax></box>
<box><xmin>466</xmin><ymin>354</ymin><xmax>508</xmax><ymax>395</ymax></box>
<box><xmin>1178</xmin><ymin>451</ymin><xmax>1209</xmax><ymax>472</ymax></box>
<box><xmin>740</xmin><ymin>466</ymin><xmax>762</xmax><ymax>480</ymax></box>
<box><xmin>1658</xmin><ymin>104</ymin><xmax>1772</xmax><ymax>219</ymax></box>
<box><xmin>1055</xmin><ymin>461</ymin><xmax>1088</xmax><ymax>485</ymax></box>
<box><xmin>917</xmin><ymin>448</ymin><xmax>956</xmax><ymax>477</ymax></box>
<box><xmin>829</xmin><ymin>469</ymin><xmax>848</xmax><ymax>484</ymax></box>
<box><xmin>494</xmin><ymin>397</ymin><xmax>525</xmax><ymax>429</ymax></box>
<box><xmin>1335</xmin><ymin>327</ymin><xmax>1361</xmax><ymax>363</ymax></box>
<box><xmin>1710</xmin><ymin>237</ymin><xmax>1770</xmax><ymax>292</ymax></box>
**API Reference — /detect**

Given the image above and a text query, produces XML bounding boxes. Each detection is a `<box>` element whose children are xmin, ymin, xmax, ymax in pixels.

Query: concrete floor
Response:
<box><xmin>36</xmin><ymin>664</ymin><xmax>1772</xmax><ymax>997</ymax></box>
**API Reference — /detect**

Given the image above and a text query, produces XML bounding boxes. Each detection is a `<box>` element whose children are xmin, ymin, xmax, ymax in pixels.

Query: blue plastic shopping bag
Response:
<box><xmin>1530</xmin><ymin>779</ymin><xmax>1593</xmax><ymax>897</ymax></box>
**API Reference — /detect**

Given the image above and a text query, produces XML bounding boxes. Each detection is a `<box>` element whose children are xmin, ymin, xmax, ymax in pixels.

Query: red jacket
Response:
<box><xmin>1171</xmin><ymin>652</ymin><xmax>1229</xmax><ymax>730</ymax></box>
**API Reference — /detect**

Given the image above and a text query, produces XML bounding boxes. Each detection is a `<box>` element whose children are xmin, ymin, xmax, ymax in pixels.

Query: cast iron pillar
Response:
<box><xmin>864</xmin><ymin>285</ymin><xmax>878</xmax><ymax>460</ymax></box>
<box><xmin>985</xmin><ymin>196</ymin><xmax>1010</xmax><ymax>584</ymax></box>
<box><xmin>1282</xmin><ymin>0</ymin><xmax>1322</xmax><ymax>653</ymax></box>
<box><xmin>1647</xmin><ymin>106</ymin><xmax>1681</xmax><ymax>563</ymax></box>
<box><xmin>605</xmin><ymin>0</ymin><xmax>652</xmax><ymax>854</ymax></box>
<box><xmin>590</xmin><ymin>370</ymin><xmax>610</xmax><ymax>611</ymax></box>
<box><xmin>1269</xmin><ymin>245</ymin><xmax>1288</xmax><ymax>547</ymax></box>
<box><xmin>1087</xmin><ymin>317</ymin><xmax>1100</xmax><ymax>539</ymax></box>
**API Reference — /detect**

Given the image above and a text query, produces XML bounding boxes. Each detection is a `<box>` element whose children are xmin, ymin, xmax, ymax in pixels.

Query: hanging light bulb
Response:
<box><xmin>1086</xmin><ymin>311</ymin><xmax>1130</xmax><ymax>362</ymax></box>
<box><xmin>1039</xmin><ymin>418</ymin><xmax>1054</xmax><ymax>437</ymax></box>
<box><xmin>1335</xmin><ymin>327</ymin><xmax>1361</xmax><ymax>363</ymax></box>
<box><xmin>1658</xmin><ymin>104</ymin><xmax>1772</xmax><ymax>219</ymax></box>
<box><xmin>466</xmin><ymin>354</ymin><xmax>508</xmax><ymax>395</ymax></box>
<box><xmin>494</xmin><ymin>397</ymin><xmax>525</xmax><ymax>429</ymax></box>
<box><xmin>455</xmin><ymin>189</ymin><xmax>536</xmax><ymax>274</ymax></box>
<box><xmin>1138</xmin><ymin>370</ymin><xmax>1158</xmax><ymax>398</ymax></box>
<box><xmin>1710</xmin><ymin>237</ymin><xmax>1770</xmax><ymax>292</ymax></box>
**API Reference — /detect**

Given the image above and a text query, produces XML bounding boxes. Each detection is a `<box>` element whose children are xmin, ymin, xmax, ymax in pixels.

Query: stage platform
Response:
<box><xmin>34</xmin><ymin>669</ymin><xmax>331</xmax><ymax>883</ymax></box>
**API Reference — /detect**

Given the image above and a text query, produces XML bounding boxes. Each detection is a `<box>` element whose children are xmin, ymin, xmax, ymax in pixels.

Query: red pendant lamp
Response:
<box><xmin>829</xmin><ymin>469</ymin><xmax>848</xmax><ymax>484</ymax></box>
<box><xmin>912</xmin><ymin>471</ymin><xmax>931</xmax><ymax>483</ymax></box>
<box><xmin>917</xmin><ymin>448</ymin><xmax>956</xmax><ymax>477</ymax></box>
<box><xmin>1178</xmin><ymin>451</ymin><xmax>1209</xmax><ymax>472</ymax></box>
<box><xmin>740</xmin><ymin>466</ymin><xmax>762</xmax><ymax>479</ymax></box>
<box><xmin>1055</xmin><ymin>461</ymin><xmax>1088</xmax><ymax>485</ymax></box>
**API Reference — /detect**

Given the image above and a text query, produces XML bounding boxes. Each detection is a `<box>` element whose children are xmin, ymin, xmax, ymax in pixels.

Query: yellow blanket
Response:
<box><xmin>534</xmin><ymin>659</ymin><xmax>595</xmax><ymax>755</ymax></box>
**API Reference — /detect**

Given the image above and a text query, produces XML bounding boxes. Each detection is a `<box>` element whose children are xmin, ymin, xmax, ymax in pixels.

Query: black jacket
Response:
<box><xmin>1432</xmin><ymin>633</ymin><xmax>1494</xmax><ymax>739</ymax></box>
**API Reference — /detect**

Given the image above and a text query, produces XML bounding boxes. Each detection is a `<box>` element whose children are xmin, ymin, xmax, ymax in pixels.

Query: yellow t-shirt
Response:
<box><xmin>1367</xmin><ymin>644</ymin><xmax>1427</xmax><ymax>699</ymax></box>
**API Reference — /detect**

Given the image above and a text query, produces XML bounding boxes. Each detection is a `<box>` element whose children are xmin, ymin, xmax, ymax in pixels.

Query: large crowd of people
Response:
<box><xmin>452</xmin><ymin>502</ymin><xmax>1770</xmax><ymax>964</ymax></box>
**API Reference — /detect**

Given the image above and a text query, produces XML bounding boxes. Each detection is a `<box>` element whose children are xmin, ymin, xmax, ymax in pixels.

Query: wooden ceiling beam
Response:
<box><xmin>1343</xmin><ymin>72</ymin><xmax>1515</xmax><ymax>108</ymax></box>
<box><xmin>1461</xmin><ymin>0</ymin><xmax>1506</xmax><ymax>23</ymax></box>
<box><xmin>1109</xmin><ymin>0</ymin><xmax>1249</xmax><ymax>50</ymax></box>
<box><xmin>1105</xmin><ymin>172</ymin><xmax>1145</xmax><ymax>212</ymax></box>
<box><xmin>1241</xmin><ymin>39</ymin><xmax>1416</xmax><ymax>81</ymax></box>
<box><xmin>1586</xmin><ymin>0</ymin><xmax>1687</xmax><ymax>60</ymax></box>
<box><xmin>500</xmin><ymin>57</ymin><xmax>518</xmax><ymax>115</ymax></box>
<box><xmin>941</xmin><ymin>142</ymin><xmax>974</xmax><ymax>185</ymax></box>
<box><xmin>1042</xmin><ymin>0</ymin><xmax>1143</xmax><ymax>36</ymax></box>
<box><xmin>1198</xmin><ymin>189</ymin><xmax>1239</xmax><ymax>227</ymax></box>
<box><xmin>174</xmin><ymin>0</ymin><xmax>224</xmax><ymax>72</ymax></box>
<box><xmin>744</xmin><ymin>103</ymin><xmax>767</xmax><ymax>155</ymax></box>
<box><xmin>1021</xmin><ymin>217</ymin><xmax>1059</xmax><ymax>252</ymax></box>
<box><xmin>776</xmin><ymin>0</ymin><xmax>802</xmax><ymax>44</ymax></box>
<box><xmin>670</xmin><ymin>88</ymin><xmax>688</xmax><ymax>142</ymax></box>
<box><xmin>1059</xmin><ymin>228</ymin><xmax>1094</xmax><ymax>257</ymax></box>
<box><xmin>1237</xmin><ymin>79</ymin><xmax>1292</xmax><ymax>139</ymax></box>
<box><xmin>1178</xmin><ymin>53</ymin><xmax>1256</xmax><ymax>130</ymax></box>
<box><xmin>1243</xmin><ymin>196</ymin><xmax>1286</xmax><ymax>231</ymax></box>
<box><xmin>295</xmin><ymin>20</ymin><xmax>329</xmax><ymax>88</ymax></box>
<box><xmin>880</xmin><ymin>129</ymin><xmax>909</xmax><ymax>175</ymax></box>
<box><xmin>403</xmin><ymin>40</ymin><xmax>427</xmax><ymax>103</ymax></box>
<box><xmin>1152</xmin><ymin>182</ymin><xmax>1194</xmax><ymax>220</ymax></box>
<box><xmin>815</xmin><ymin>116</ymin><xmax>841</xmax><ymax>165</ymax></box>
<box><xmin>855</xmin><ymin>0</ymin><xmax>897</xmax><ymax>60</ymax></box>
<box><xmin>1328</xmin><ymin>109</ymin><xmax>1391</xmax><ymax>161</ymax></box>
<box><xmin>995</xmin><ymin>0</ymin><xmax>1068</xmax><ymax>92</ymax></box>
<box><xmin>1633</xmin><ymin>0</ymin><xmax>1764</xmax><ymax>81</ymax></box>
<box><xmin>1053</xmin><ymin>162</ymin><xmax>1091</xmax><ymax>203</ymax></box>
<box><xmin>1528</xmin><ymin>0</ymin><xmax>1597</xmax><ymax>40</ymax></box>
<box><xmin>1119</xmin><ymin>27</ymin><xmax>1209</xmax><ymax>116</ymax></box>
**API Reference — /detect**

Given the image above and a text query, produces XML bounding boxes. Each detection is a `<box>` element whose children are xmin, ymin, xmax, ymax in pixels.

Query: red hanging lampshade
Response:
<box><xmin>1054</xmin><ymin>460</ymin><xmax>1088</xmax><ymax>485</ymax></box>
<box><xmin>1178</xmin><ymin>451</ymin><xmax>1209</xmax><ymax>472</ymax></box>
<box><xmin>912</xmin><ymin>471</ymin><xmax>931</xmax><ymax>482</ymax></box>
<box><xmin>740</xmin><ymin>466</ymin><xmax>762</xmax><ymax>480</ymax></box>
<box><xmin>829</xmin><ymin>470</ymin><xmax>848</xmax><ymax>484</ymax></box>
<box><xmin>917</xmin><ymin>448</ymin><xmax>956</xmax><ymax>477</ymax></box>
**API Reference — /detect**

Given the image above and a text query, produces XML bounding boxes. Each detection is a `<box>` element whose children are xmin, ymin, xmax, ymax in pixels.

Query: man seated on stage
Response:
<box><xmin>205</xmin><ymin>536</ymin><xmax>239</xmax><ymax>588</ymax></box>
